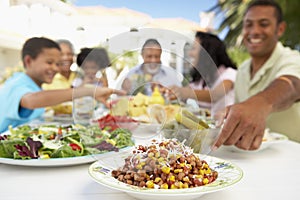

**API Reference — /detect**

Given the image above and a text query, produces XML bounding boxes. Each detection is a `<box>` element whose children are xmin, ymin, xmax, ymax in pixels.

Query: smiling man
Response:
<box><xmin>213</xmin><ymin>0</ymin><xmax>300</xmax><ymax>150</ymax></box>
<box><xmin>121</xmin><ymin>38</ymin><xmax>182</xmax><ymax>95</ymax></box>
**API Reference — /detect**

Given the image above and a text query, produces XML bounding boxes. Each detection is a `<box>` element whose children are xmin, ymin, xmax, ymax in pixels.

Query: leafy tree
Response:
<box><xmin>210</xmin><ymin>0</ymin><xmax>300</xmax><ymax>49</ymax></box>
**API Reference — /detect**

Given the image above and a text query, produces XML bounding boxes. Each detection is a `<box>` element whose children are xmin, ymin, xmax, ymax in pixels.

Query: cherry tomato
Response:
<box><xmin>69</xmin><ymin>143</ymin><xmax>81</xmax><ymax>151</ymax></box>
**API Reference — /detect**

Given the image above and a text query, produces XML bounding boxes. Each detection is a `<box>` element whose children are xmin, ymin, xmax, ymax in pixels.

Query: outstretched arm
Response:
<box><xmin>169</xmin><ymin>80</ymin><xmax>234</xmax><ymax>102</ymax></box>
<box><xmin>213</xmin><ymin>75</ymin><xmax>300</xmax><ymax>150</ymax></box>
<box><xmin>21</xmin><ymin>87</ymin><xmax>125</xmax><ymax>109</ymax></box>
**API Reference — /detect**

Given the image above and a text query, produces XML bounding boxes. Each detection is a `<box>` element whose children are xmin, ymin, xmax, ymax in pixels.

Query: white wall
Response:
<box><xmin>0</xmin><ymin>47</ymin><xmax>21</xmax><ymax>76</ymax></box>
<box><xmin>0</xmin><ymin>0</ymin><xmax>199</xmax><ymax>80</ymax></box>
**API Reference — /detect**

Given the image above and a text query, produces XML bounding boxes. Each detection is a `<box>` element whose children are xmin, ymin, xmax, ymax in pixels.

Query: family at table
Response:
<box><xmin>0</xmin><ymin>0</ymin><xmax>300</xmax><ymax>152</ymax></box>
<box><xmin>0</xmin><ymin>1</ymin><xmax>300</xmax><ymax>200</ymax></box>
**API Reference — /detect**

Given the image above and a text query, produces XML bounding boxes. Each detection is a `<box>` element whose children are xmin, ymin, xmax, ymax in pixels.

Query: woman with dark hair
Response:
<box><xmin>169</xmin><ymin>31</ymin><xmax>237</xmax><ymax>115</ymax></box>
<box><xmin>190</xmin><ymin>31</ymin><xmax>237</xmax><ymax>86</ymax></box>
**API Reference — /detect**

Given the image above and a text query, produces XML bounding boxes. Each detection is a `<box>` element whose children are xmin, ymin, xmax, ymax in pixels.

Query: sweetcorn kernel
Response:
<box><xmin>136</xmin><ymin>164</ymin><xmax>142</xmax><ymax>170</ymax></box>
<box><xmin>175</xmin><ymin>181</ymin><xmax>184</xmax><ymax>189</ymax></box>
<box><xmin>160</xmin><ymin>183</ymin><xmax>168</xmax><ymax>189</ymax></box>
<box><xmin>200</xmin><ymin>170</ymin><xmax>205</xmax><ymax>175</ymax></box>
<box><xmin>195</xmin><ymin>174</ymin><xmax>203</xmax><ymax>179</ymax></box>
<box><xmin>182</xmin><ymin>176</ymin><xmax>190</xmax><ymax>182</ymax></box>
<box><xmin>183</xmin><ymin>182</ymin><xmax>189</xmax><ymax>188</ymax></box>
<box><xmin>170</xmin><ymin>184</ymin><xmax>177</xmax><ymax>189</ymax></box>
<box><xmin>203</xmin><ymin>178</ymin><xmax>209</xmax><ymax>185</ymax></box>
<box><xmin>174</xmin><ymin>169</ymin><xmax>183</xmax><ymax>173</ymax></box>
<box><xmin>40</xmin><ymin>154</ymin><xmax>50</xmax><ymax>159</ymax></box>
<box><xmin>146</xmin><ymin>180</ymin><xmax>154</xmax><ymax>188</ymax></box>
<box><xmin>154</xmin><ymin>177</ymin><xmax>161</xmax><ymax>183</ymax></box>
<box><xmin>205</xmin><ymin>168</ymin><xmax>211</xmax><ymax>174</ymax></box>
<box><xmin>161</xmin><ymin>166</ymin><xmax>170</xmax><ymax>174</ymax></box>
<box><xmin>168</xmin><ymin>175</ymin><xmax>175</xmax><ymax>182</ymax></box>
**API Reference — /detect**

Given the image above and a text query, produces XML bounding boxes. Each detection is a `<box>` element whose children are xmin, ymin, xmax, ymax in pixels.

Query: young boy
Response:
<box><xmin>0</xmin><ymin>37</ymin><xmax>124</xmax><ymax>133</ymax></box>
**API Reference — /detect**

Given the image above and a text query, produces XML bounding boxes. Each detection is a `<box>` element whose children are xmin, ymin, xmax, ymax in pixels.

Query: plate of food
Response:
<box><xmin>109</xmin><ymin>93</ymin><xmax>181</xmax><ymax>123</ymax></box>
<box><xmin>221</xmin><ymin>130</ymin><xmax>288</xmax><ymax>153</ymax></box>
<box><xmin>43</xmin><ymin>102</ymin><xmax>74</xmax><ymax>123</ymax></box>
<box><xmin>0</xmin><ymin>123</ymin><xmax>135</xmax><ymax>167</ymax></box>
<box><xmin>89</xmin><ymin>139</ymin><xmax>243</xmax><ymax>200</ymax></box>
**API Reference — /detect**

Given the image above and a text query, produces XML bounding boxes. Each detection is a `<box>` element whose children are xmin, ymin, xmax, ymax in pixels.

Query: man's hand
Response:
<box><xmin>213</xmin><ymin>96</ymin><xmax>271</xmax><ymax>150</ymax></box>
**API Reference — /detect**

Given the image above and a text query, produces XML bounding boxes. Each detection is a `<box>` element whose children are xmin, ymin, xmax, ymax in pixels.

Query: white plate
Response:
<box><xmin>0</xmin><ymin>123</ymin><xmax>135</xmax><ymax>167</ymax></box>
<box><xmin>222</xmin><ymin>132</ymin><xmax>288</xmax><ymax>153</ymax></box>
<box><xmin>88</xmin><ymin>153</ymin><xmax>243</xmax><ymax>200</ymax></box>
<box><xmin>0</xmin><ymin>148</ymin><xmax>128</xmax><ymax>167</ymax></box>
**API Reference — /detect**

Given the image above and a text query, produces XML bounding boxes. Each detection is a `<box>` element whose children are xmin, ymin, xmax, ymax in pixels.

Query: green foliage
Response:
<box><xmin>109</xmin><ymin>50</ymin><xmax>139</xmax><ymax>76</ymax></box>
<box><xmin>95</xmin><ymin>43</ymin><xmax>139</xmax><ymax>77</ymax></box>
<box><xmin>280</xmin><ymin>0</ymin><xmax>300</xmax><ymax>50</ymax></box>
<box><xmin>227</xmin><ymin>46</ymin><xmax>250</xmax><ymax>67</ymax></box>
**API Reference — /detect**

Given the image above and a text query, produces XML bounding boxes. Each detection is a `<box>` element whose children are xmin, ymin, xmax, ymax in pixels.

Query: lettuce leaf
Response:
<box><xmin>110</xmin><ymin>128</ymin><xmax>134</xmax><ymax>148</ymax></box>
<box><xmin>50</xmin><ymin>144</ymin><xmax>83</xmax><ymax>158</ymax></box>
<box><xmin>0</xmin><ymin>139</ymin><xmax>25</xmax><ymax>158</ymax></box>
<box><xmin>14</xmin><ymin>137</ymin><xmax>43</xmax><ymax>159</ymax></box>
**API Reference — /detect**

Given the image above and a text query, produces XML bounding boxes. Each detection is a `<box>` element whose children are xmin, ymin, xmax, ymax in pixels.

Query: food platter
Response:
<box><xmin>0</xmin><ymin>123</ymin><xmax>135</xmax><ymax>167</ymax></box>
<box><xmin>43</xmin><ymin>102</ymin><xmax>74</xmax><ymax>123</ymax></box>
<box><xmin>0</xmin><ymin>151</ymin><xmax>110</xmax><ymax>167</ymax></box>
<box><xmin>89</xmin><ymin>153</ymin><xmax>243</xmax><ymax>200</ymax></box>
<box><xmin>0</xmin><ymin>154</ymin><xmax>93</xmax><ymax>167</ymax></box>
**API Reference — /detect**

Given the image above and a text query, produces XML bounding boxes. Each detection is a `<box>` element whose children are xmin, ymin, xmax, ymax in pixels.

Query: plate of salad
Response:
<box><xmin>0</xmin><ymin>124</ymin><xmax>135</xmax><ymax>167</ymax></box>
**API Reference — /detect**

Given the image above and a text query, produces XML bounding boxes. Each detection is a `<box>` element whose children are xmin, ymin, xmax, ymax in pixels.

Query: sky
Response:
<box><xmin>73</xmin><ymin>0</ymin><xmax>220</xmax><ymax>28</ymax></box>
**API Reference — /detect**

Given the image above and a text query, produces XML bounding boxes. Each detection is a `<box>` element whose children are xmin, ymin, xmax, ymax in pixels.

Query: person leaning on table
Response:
<box><xmin>213</xmin><ymin>0</ymin><xmax>300</xmax><ymax>151</ymax></box>
<box><xmin>168</xmin><ymin>31</ymin><xmax>237</xmax><ymax>116</ymax></box>
<box><xmin>0</xmin><ymin>37</ymin><xmax>125</xmax><ymax>133</ymax></box>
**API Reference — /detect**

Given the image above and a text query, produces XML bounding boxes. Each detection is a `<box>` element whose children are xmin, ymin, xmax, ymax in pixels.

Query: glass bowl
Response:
<box><xmin>160</xmin><ymin>126</ymin><xmax>220</xmax><ymax>154</ymax></box>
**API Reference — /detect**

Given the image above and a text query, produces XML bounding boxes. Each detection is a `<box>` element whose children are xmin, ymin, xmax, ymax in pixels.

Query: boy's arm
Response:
<box><xmin>21</xmin><ymin>87</ymin><xmax>125</xmax><ymax>109</ymax></box>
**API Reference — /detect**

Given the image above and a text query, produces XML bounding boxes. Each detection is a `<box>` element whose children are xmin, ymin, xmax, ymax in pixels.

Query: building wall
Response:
<box><xmin>0</xmin><ymin>47</ymin><xmax>21</xmax><ymax>69</ymax></box>
<box><xmin>0</xmin><ymin>0</ymin><xmax>207</xmax><ymax>82</ymax></box>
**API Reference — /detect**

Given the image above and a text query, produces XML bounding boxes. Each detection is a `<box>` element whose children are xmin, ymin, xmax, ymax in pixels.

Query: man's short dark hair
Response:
<box><xmin>245</xmin><ymin>0</ymin><xmax>283</xmax><ymax>23</ymax></box>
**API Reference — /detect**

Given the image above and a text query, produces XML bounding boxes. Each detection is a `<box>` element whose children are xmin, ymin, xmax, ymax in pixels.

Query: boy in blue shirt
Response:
<box><xmin>0</xmin><ymin>37</ymin><xmax>124</xmax><ymax>133</ymax></box>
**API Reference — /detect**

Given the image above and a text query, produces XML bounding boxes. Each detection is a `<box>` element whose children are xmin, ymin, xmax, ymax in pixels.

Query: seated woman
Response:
<box><xmin>169</xmin><ymin>31</ymin><xmax>237</xmax><ymax>115</ymax></box>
